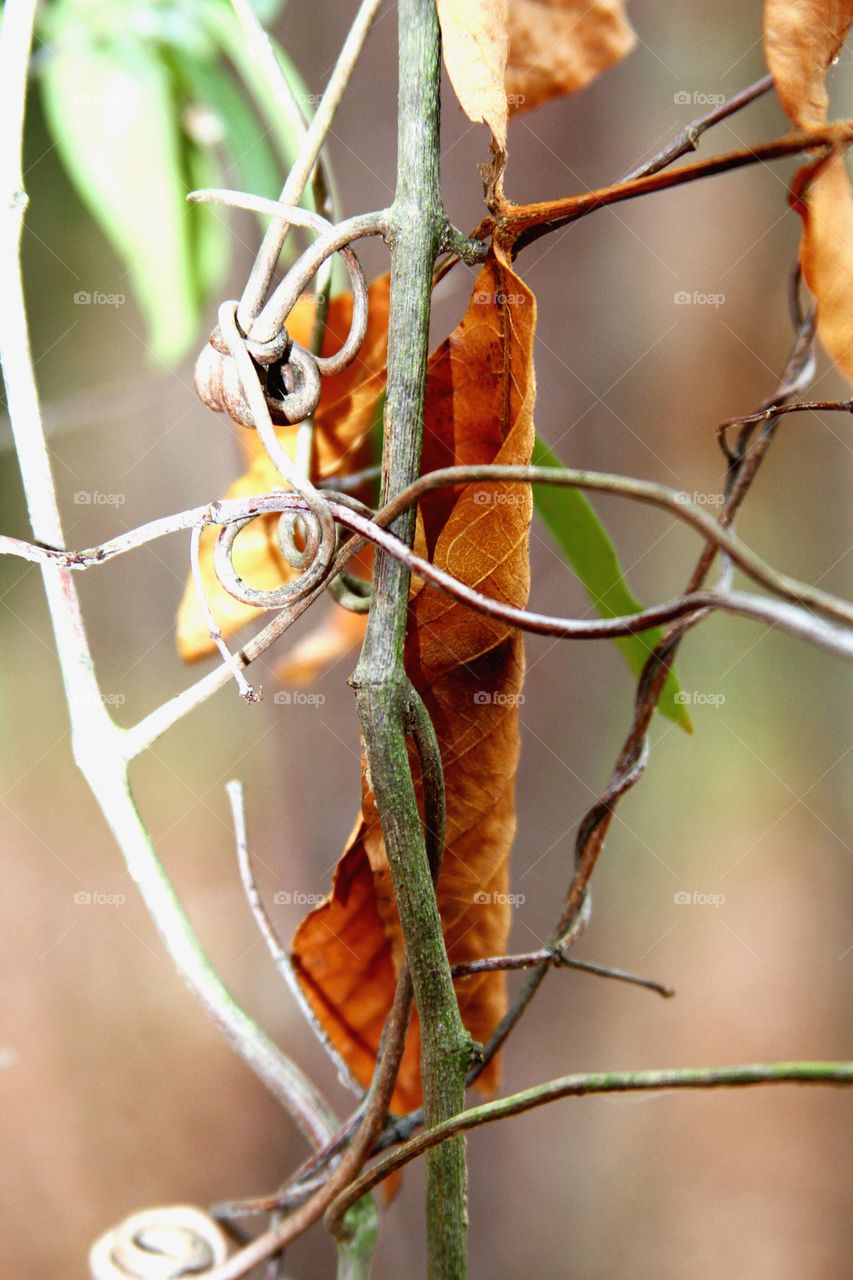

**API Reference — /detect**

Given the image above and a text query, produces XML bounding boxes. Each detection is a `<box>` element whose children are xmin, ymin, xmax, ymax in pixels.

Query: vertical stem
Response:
<box><xmin>353</xmin><ymin>2</ymin><xmax>472</xmax><ymax>1276</ymax></box>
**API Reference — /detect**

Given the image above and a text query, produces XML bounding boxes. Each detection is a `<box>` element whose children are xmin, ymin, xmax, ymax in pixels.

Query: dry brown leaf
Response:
<box><xmin>792</xmin><ymin>152</ymin><xmax>853</xmax><ymax>377</ymax></box>
<box><xmin>506</xmin><ymin>0</ymin><xmax>636</xmax><ymax>115</ymax></box>
<box><xmin>291</xmin><ymin>249</ymin><xmax>536</xmax><ymax>1113</ymax></box>
<box><xmin>763</xmin><ymin>0</ymin><xmax>853</xmax><ymax>382</ymax></box>
<box><xmin>436</xmin><ymin>0</ymin><xmax>635</xmax><ymax>159</ymax></box>
<box><xmin>176</xmin><ymin>276</ymin><xmax>389</xmax><ymax>661</ymax></box>
<box><xmin>764</xmin><ymin>0</ymin><xmax>853</xmax><ymax>127</ymax></box>
<box><xmin>437</xmin><ymin>0</ymin><xmax>509</xmax><ymax>151</ymax></box>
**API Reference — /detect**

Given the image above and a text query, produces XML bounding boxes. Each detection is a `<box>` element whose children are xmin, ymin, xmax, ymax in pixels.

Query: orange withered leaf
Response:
<box><xmin>505</xmin><ymin>0</ymin><xmax>636</xmax><ymax>115</ymax></box>
<box><xmin>764</xmin><ymin>0</ymin><xmax>853</xmax><ymax>382</ymax></box>
<box><xmin>291</xmin><ymin>249</ymin><xmax>535</xmax><ymax>1113</ymax></box>
<box><xmin>764</xmin><ymin>0</ymin><xmax>853</xmax><ymax>128</ymax></box>
<box><xmin>176</xmin><ymin>276</ymin><xmax>389</xmax><ymax>661</ymax></box>
<box><xmin>437</xmin><ymin>0</ymin><xmax>635</xmax><ymax>152</ymax></box>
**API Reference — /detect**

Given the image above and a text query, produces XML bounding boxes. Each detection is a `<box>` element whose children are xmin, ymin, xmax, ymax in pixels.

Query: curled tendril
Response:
<box><xmin>190</xmin><ymin>193</ymin><xmax>384</xmax><ymax>620</ymax></box>
<box><xmin>89</xmin><ymin>1206</ymin><xmax>228</xmax><ymax>1280</ymax></box>
<box><xmin>189</xmin><ymin>189</ymin><xmax>375</xmax><ymax>373</ymax></box>
<box><xmin>211</xmin><ymin>301</ymin><xmax>339</xmax><ymax>609</ymax></box>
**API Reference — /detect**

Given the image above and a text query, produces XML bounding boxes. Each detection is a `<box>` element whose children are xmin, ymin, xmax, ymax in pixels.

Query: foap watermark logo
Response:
<box><xmin>472</xmin><ymin>489</ymin><xmax>526</xmax><ymax>506</ymax></box>
<box><xmin>674</xmin><ymin>490</ymin><xmax>725</xmax><ymax>507</ymax></box>
<box><xmin>273</xmin><ymin>890</ymin><xmax>326</xmax><ymax>906</ymax></box>
<box><xmin>674</xmin><ymin>90</ymin><xmax>726</xmax><ymax>107</ymax></box>
<box><xmin>73</xmin><ymin>290</ymin><xmax>126</xmax><ymax>308</ymax></box>
<box><xmin>273</xmin><ymin>691</ymin><xmax>326</xmax><ymax>707</ymax></box>
<box><xmin>473</xmin><ymin>890</ymin><xmax>526</xmax><ymax>907</ymax></box>
<box><xmin>73</xmin><ymin>890</ymin><xmax>126</xmax><ymax>907</ymax></box>
<box><xmin>673</xmin><ymin>890</ymin><xmax>726</xmax><ymax>908</ymax></box>
<box><xmin>100</xmin><ymin>692</ymin><xmax>126</xmax><ymax>708</ymax></box>
<box><xmin>506</xmin><ymin>92</ymin><xmax>526</xmax><ymax>108</ymax></box>
<box><xmin>473</xmin><ymin>289</ymin><xmax>528</xmax><ymax>307</ymax></box>
<box><xmin>473</xmin><ymin>691</ymin><xmax>525</xmax><ymax>706</ymax></box>
<box><xmin>74</xmin><ymin>490</ymin><xmax>126</xmax><ymax>507</ymax></box>
<box><xmin>674</xmin><ymin>289</ymin><xmax>725</xmax><ymax>307</ymax></box>
<box><xmin>674</xmin><ymin>690</ymin><xmax>726</xmax><ymax>708</ymax></box>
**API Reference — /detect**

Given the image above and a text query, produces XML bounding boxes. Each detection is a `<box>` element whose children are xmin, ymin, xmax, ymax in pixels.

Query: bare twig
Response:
<box><xmin>621</xmin><ymin>73</ymin><xmax>775</xmax><ymax>182</ymax></box>
<box><xmin>237</xmin><ymin>0</ymin><xmax>383</xmax><ymax>332</ymax></box>
<box><xmin>451</xmin><ymin>951</ymin><xmax>673</xmax><ymax>999</ymax></box>
<box><xmin>330</xmin><ymin>1061</ymin><xmax>853</xmax><ymax>1216</ymax></box>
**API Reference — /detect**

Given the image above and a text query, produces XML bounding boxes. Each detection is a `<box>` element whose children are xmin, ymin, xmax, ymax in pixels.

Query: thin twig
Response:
<box><xmin>238</xmin><ymin>0</ymin><xmax>383</xmax><ymax>331</ymax></box>
<box><xmin>620</xmin><ymin>73</ymin><xmax>775</xmax><ymax>182</ymax></box>
<box><xmin>329</xmin><ymin>1061</ymin><xmax>853</xmax><ymax>1216</ymax></box>
<box><xmin>451</xmin><ymin>951</ymin><xmax>673</xmax><ymax>999</ymax></box>
<box><xmin>227</xmin><ymin>780</ymin><xmax>364</xmax><ymax>1094</ymax></box>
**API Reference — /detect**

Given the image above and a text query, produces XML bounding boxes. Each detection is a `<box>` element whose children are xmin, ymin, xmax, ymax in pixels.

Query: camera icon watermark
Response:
<box><xmin>73</xmin><ymin>890</ymin><xmax>126</xmax><ymax>907</ymax></box>
<box><xmin>472</xmin><ymin>890</ymin><xmax>526</xmax><ymax>906</ymax></box>
<box><xmin>272</xmin><ymin>691</ymin><xmax>326</xmax><ymax>706</ymax></box>
<box><xmin>674</xmin><ymin>290</ymin><xmax>726</xmax><ymax>307</ymax></box>
<box><xmin>473</xmin><ymin>290</ymin><xmax>527</xmax><ymax>307</ymax></box>
<box><xmin>473</xmin><ymin>691</ymin><xmax>525</xmax><ymax>706</ymax></box>
<box><xmin>273</xmin><ymin>890</ymin><xmax>326</xmax><ymax>906</ymax></box>
<box><xmin>674</xmin><ymin>490</ymin><xmax>725</xmax><ymax>506</ymax></box>
<box><xmin>73</xmin><ymin>490</ymin><xmax>126</xmax><ymax>507</ymax></box>
<box><xmin>674</xmin><ymin>690</ymin><xmax>726</xmax><ymax>708</ymax></box>
<box><xmin>73</xmin><ymin>290</ymin><xmax>125</xmax><ymax>307</ymax></box>
<box><xmin>472</xmin><ymin>489</ymin><xmax>525</xmax><ymax>506</ymax></box>
<box><xmin>673</xmin><ymin>890</ymin><xmax>726</xmax><ymax>907</ymax></box>
<box><xmin>674</xmin><ymin>90</ymin><xmax>726</xmax><ymax>107</ymax></box>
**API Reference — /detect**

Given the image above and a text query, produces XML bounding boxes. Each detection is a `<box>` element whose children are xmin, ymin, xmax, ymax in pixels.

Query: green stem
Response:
<box><xmin>352</xmin><ymin>2</ymin><xmax>472</xmax><ymax>1275</ymax></box>
<box><xmin>330</xmin><ymin>1060</ymin><xmax>853</xmax><ymax>1216</ymax></box>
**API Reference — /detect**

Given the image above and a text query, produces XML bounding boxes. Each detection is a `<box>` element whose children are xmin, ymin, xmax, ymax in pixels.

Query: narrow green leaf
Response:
<box><xmin>40</xmin><ymin>30</ymin><xmax>201</xmax><ymax>364</ymax></box>
<box><xmin>532</xmin><ymin>436</ymin><xmax>691</xmax><ymax>729</ymax></box>
<box><xmin>177</xmin><ymin>55</ymin><xmax>283</xmax><ymax>208</ymax></box>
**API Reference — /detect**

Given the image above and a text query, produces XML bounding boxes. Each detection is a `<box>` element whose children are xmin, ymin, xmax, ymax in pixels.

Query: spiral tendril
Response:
<box><xmin>89</xmin><ymin>1206</ymin><xmax>228</xmax><ymax>1280</ymax></box>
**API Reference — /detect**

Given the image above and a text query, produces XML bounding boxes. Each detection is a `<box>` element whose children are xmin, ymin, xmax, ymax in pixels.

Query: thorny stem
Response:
<box><xmin>351</xmin><ymin>1</ymin><xmax>473</xmax><ymax>1275</ymax></box>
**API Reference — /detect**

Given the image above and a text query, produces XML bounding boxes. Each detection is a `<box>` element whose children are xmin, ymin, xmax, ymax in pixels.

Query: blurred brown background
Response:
<box><xmin>1</xmin><ymin>1</ymin><xmax>851</xmax><ymax>1276</ymax></box>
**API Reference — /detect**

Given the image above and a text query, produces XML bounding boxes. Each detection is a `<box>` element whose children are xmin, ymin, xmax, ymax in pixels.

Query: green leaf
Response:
<box><xmin>39</xmin><ymin>27</ymin><xmax>202</xmax><ymax>364</ymax></box>
<box><xmin>176</xmin><ymin>55</ymin><xmax>283</xmax><ymax>207</ymax></box>
<box><xmin>532</xmin><ymin>436</ymin><xmax>691</xmax><ymax>730</ymax></box>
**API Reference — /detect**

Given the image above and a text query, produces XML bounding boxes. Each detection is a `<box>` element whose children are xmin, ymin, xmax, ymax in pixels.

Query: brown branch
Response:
<box><xmin>487</xmin><ymin>121</ymin><xmax>853</xmax><ymax>252</ymax></box>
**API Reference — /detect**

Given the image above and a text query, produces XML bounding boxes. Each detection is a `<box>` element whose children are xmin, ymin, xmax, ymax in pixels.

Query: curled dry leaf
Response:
<box><xmin>176</xmin><ymin>276</ymin><xmax>389</xmax><ymax>661</ymax></box>
<box><xmin>505</xmin><ymin>0</ymin><xmax>636</xmax><ymax>115</ymax></box>
<box><xmin>763</xmin><ymin>0</ymin><xmax>853</xmax><ymax>127</ymax></box>
<box><xmin>436</xmin><ymin>0</ymin><xmax>635</xmax><ymax>163</ymax></box>
<box><xmin>436</xmin><ymin>0</ymin><xmax>510</xmax><ymax>152</ymax></box>
<box><xmin>791</xmin><ymin>152</ymin><xmax>853</xmax><ymax>376</ymax></box>
<box><xmin>764</xmin><ymin>0</ymin><xmax>853</xmax><ymax>381</ymax></box>
<box><xmin>291</xmin><ymin>249</ymin><xmax>535</xmax><ymax>1112</ymax></box>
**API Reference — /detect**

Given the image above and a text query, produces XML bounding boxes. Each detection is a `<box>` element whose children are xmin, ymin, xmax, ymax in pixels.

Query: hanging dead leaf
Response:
<box><xmin>437</xmin><ymin>0</ymin><xmax>509</xmax><ymax>151</ymax></box>
<box><xmin>505</xmin><ymin>0</ymin><xmax>636</xmax><ymax>115</ymax></box>
<box><xmin>763</xmin><ymin>0</ymin><xmax>853</xmax><ymax>383</ymax></box>
<box><xmin>792</xmin><ymin>152</ymin><xmax>853</xmax><ymax>377</ymax></box>
<box><xmin>763</xmin><ymin>0</ymin><xmax>853</xmax><ymax>127</ymax></box>
<box><xmin>436</xmin><ymin>0</ymin><xmax>635</xmax><ymax>159</ymax></box>
<box><xmin>291</xmin><ymin>248</ymin><xmax>535</xmax><ymax>1112</ymax></box>
<box><xmin>176</xmin><ymin>276</ymin><xmax>389</xmax><ymax>661</ymax></box>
